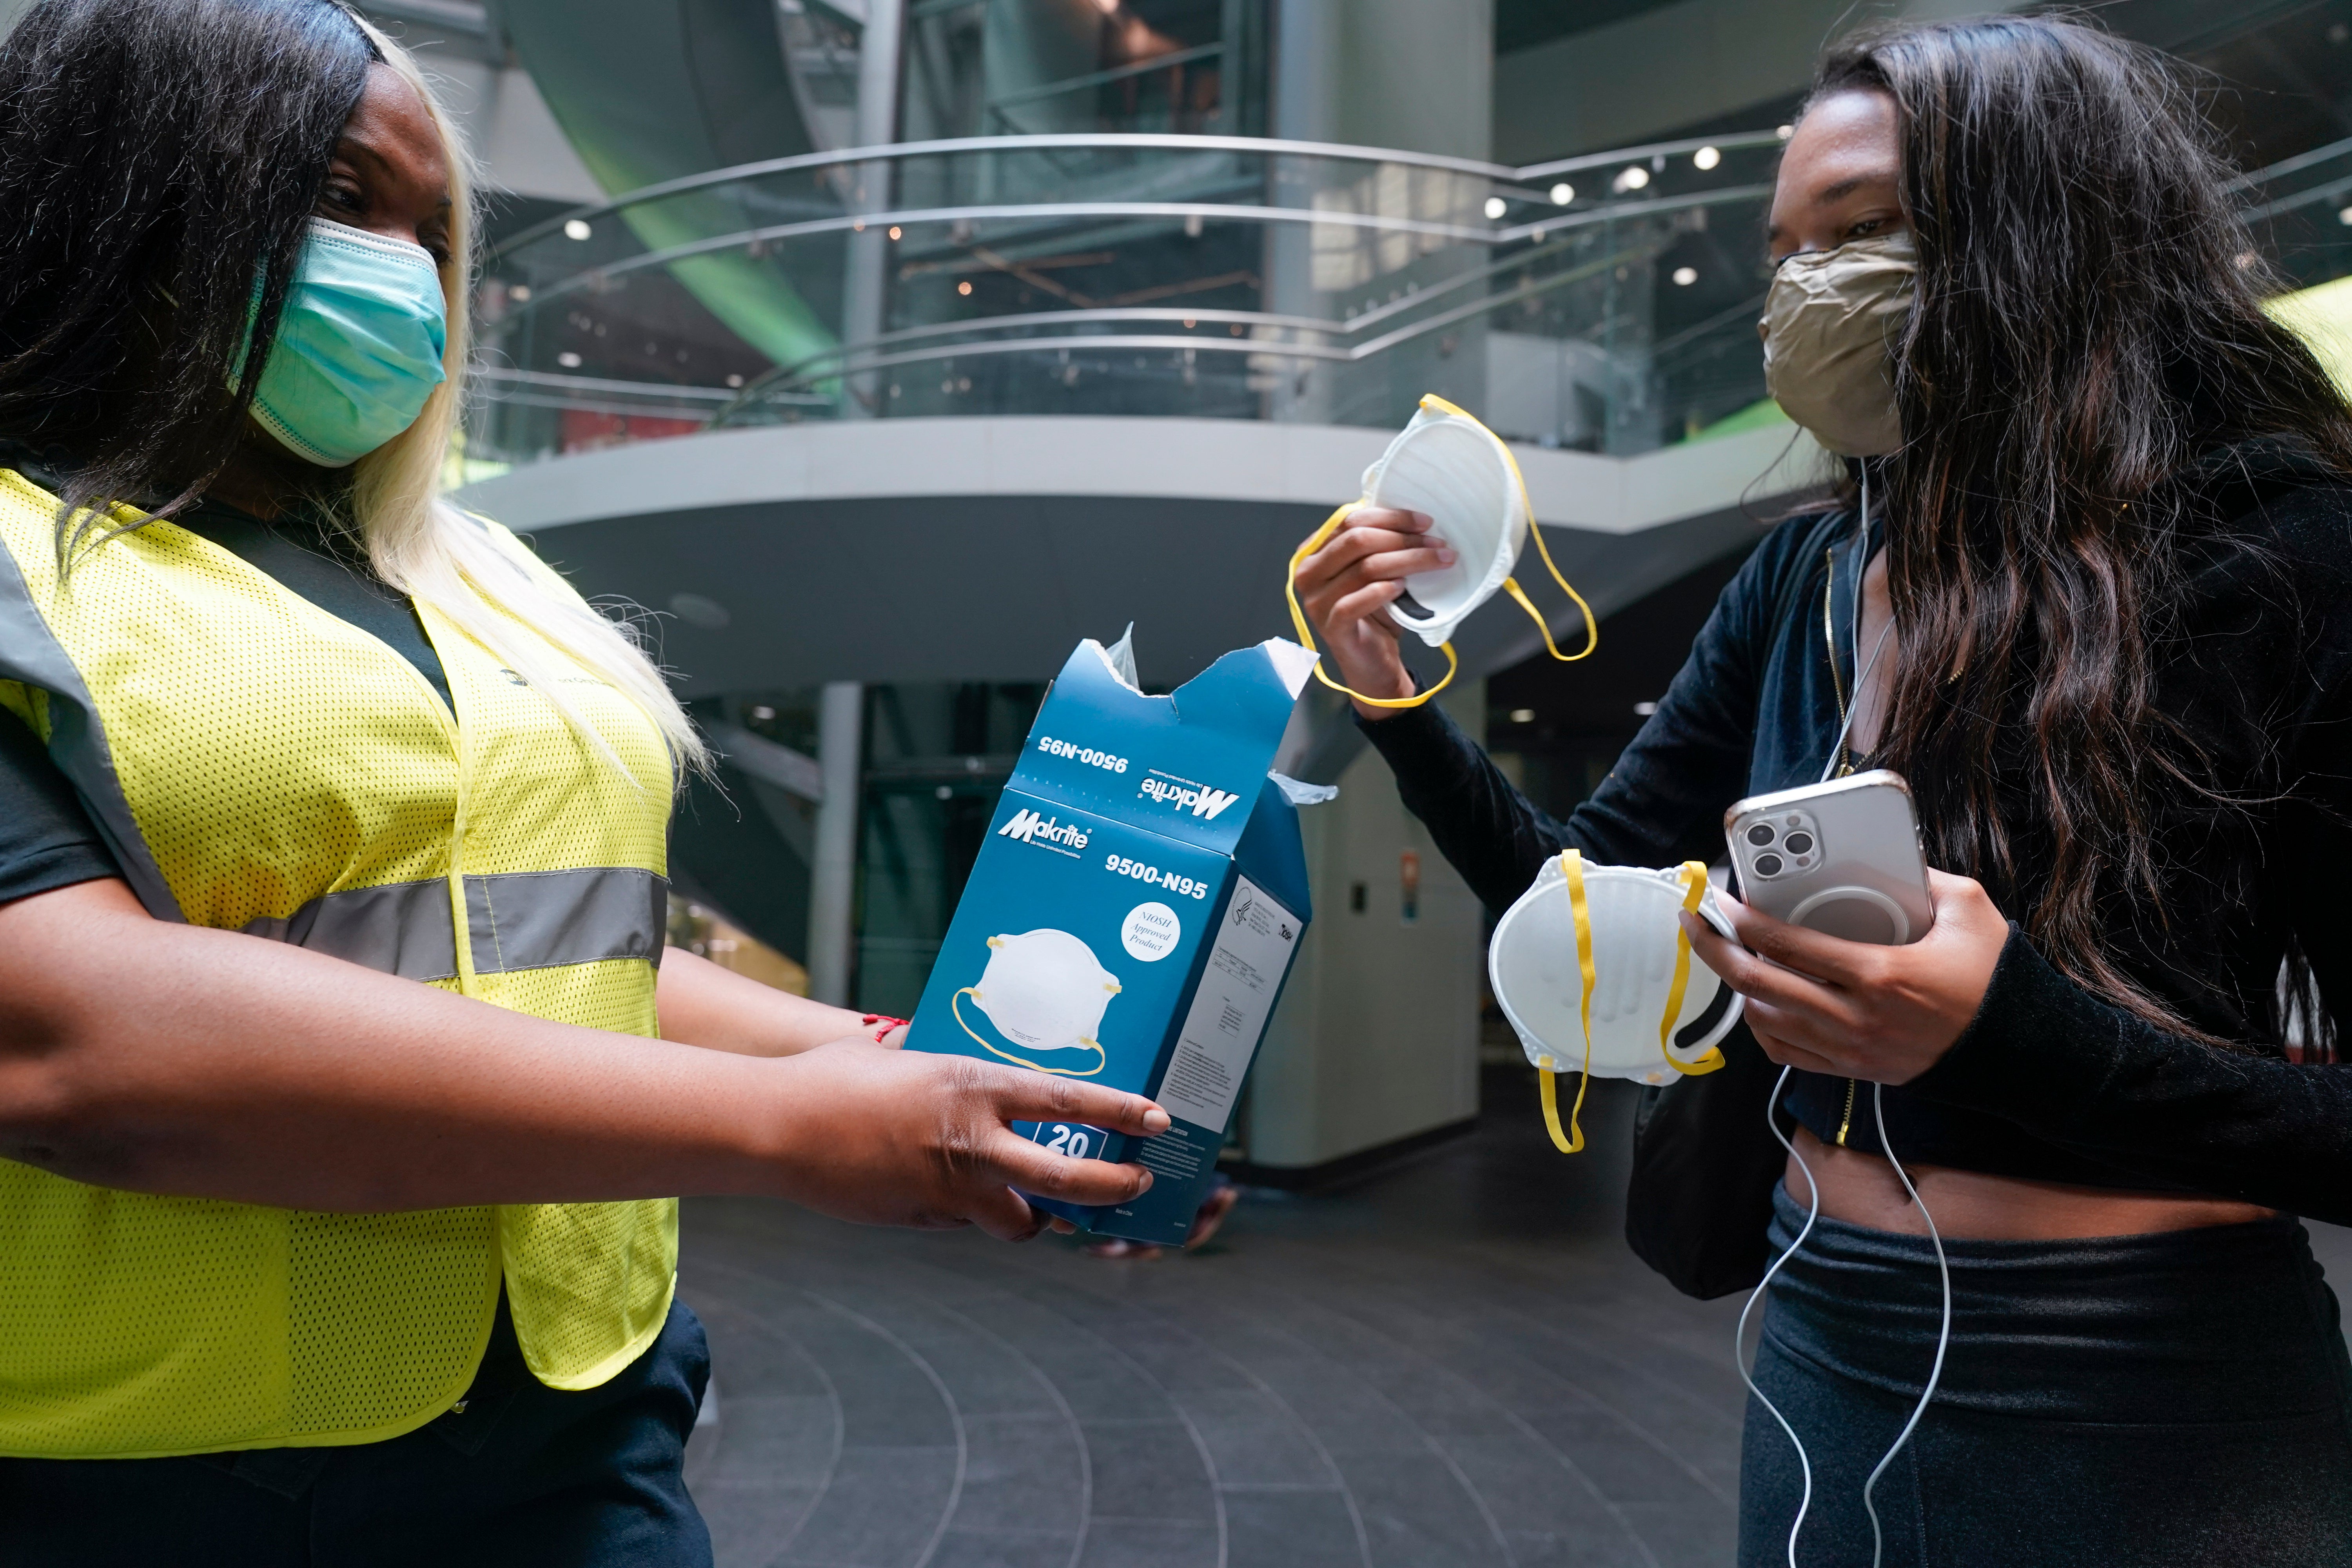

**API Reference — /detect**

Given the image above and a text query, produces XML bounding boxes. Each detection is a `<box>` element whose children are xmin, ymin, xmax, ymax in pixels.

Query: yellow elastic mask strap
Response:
<box><xmin>1657</xmin><ymin>860</ymin><xmax>1726</xmax><ymax>1076</ymax></box>
<box><xmin>952</xmin><ymin>987</ymin><xmax>1110</xmax><ymax>1079</ymax></box>
<box><xmin>1286</xmin><ymin>501</ymin><xmax>1455</xmax><ymax>709</ymax></box>
<box><xmin>1537</xmin><ymin>848</ymin><xmax>1600</xmax><ymax>1154</ymax></box>
<box><xmin>1418</xmin><ymin>392</ymin><xmax>1599</xmax><ymax>666</ymax></box>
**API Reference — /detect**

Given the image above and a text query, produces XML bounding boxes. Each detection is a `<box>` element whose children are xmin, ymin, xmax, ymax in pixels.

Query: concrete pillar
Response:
<box><xmin>838</xmin><ymin>0</ymin><xmax>906</xmax><ymax>419</ymax></box>
<box><xmin>807</xmin><ymin>680</ymin><xmax>865</xmax><ymax>1006</ymax></box>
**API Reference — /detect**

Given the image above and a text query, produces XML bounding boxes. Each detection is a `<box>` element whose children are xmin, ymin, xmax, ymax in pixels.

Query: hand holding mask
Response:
<box><xmin>1286</xmin><ymin>395</ymin><xmax>1597</xmax><ymax>708</ymax></box>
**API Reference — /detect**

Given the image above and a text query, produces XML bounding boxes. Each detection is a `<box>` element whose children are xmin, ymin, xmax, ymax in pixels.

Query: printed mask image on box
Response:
<box><xmin>904</xmin><ymin>630</ymin><xmax>1321</xmax><ymax>1245</ymax></box>
<box><xmin>954</xmin><ymin>928</ymin><xmax>1123</xmax><ymax>1077</ymax></box>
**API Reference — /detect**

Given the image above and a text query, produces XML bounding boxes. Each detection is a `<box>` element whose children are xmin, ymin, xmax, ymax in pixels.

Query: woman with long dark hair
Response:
<box><xmin>0</xmin><ymin>3</ymin><xmax>1166</xmax><ymax>1561</ymax></box>
<box><xmin>1298</xmin><ymin>15</ymin><xmax>2352</xmax><ymax>1564</ymax></box>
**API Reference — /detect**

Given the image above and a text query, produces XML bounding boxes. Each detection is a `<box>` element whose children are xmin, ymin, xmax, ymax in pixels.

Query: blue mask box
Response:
<box><xmin>905</xmin><ymin>635</ymin><xmax>1319</xmax><ymax>1245</ymax></box>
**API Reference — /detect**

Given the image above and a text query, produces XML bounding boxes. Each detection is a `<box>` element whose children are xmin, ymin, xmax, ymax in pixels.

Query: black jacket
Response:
<box><xmin>1364</xmin><ymin>444</ymin><xmax>2352</xmax><ymax>1215</ymax></box>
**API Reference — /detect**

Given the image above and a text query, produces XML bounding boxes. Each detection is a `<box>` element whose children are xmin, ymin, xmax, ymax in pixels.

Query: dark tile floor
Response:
<box><xmin>676</xmin><ymin>1071</ymin><xmax>2352</xmax><ymax>1568</ymax></box>
<box><xmin>677</xmin><ymin>1073</ymin><xmax>1746</xmax><ymax>1568</ymax></box>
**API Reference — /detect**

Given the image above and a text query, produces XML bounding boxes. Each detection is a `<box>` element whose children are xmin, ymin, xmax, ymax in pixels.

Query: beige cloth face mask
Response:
<box><xmin>1760</xmin><ymin>231</ymin><xmax>1916</xmax><ymax>458</ymax></box>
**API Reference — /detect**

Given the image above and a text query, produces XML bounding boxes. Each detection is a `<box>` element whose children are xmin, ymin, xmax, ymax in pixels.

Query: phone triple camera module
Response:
<box><xmin>1740</xmin><ymin>809</ymin><xmax>1821</xmax><ymax>878</ymax></box>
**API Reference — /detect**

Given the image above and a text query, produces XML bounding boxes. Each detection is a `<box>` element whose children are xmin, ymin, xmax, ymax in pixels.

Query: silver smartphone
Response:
<box><xmin>1724</xmin><ymin>770</ymin><xmax>1933</xmax><ymax>946</ymax></box>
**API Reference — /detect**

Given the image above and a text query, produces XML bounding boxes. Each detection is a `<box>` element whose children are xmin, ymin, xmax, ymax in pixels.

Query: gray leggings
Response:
<box><xmin>1740</xmin><ymin>1184</ymin><xmax>2352</xmax><ymax>1568</ymax></box>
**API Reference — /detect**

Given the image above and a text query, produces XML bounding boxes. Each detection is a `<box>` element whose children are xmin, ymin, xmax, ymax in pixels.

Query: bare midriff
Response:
<box><xmin>1784</xmin><ymin>1128</ymin><xmax>2274</xmax><ymax>1240</ymax></box>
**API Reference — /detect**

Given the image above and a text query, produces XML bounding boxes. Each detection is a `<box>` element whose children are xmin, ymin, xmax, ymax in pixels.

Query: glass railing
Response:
<box><xmin>465</xmin><ymin>128</ymin><xmax>2352</xmax><ymax>475</ymax></box>
<box><xmin>466</xmin><ymin>130</ymin><xmax>1789</xmax><ymax>470</ymax></box>
<box><xmin>2236</xmin><ymin>134</ymin><xmax>2352</xmax><ymax>293</ymax></box>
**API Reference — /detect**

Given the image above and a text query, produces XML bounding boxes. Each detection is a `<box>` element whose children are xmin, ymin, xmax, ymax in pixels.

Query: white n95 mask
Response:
<box><xmin>954</xmin><ymin>928</ymin><xmax>1122</xmax><ymax>1078</ymax></box>
<box><xmin>1286</xmin><ymin>394</ymin><xmax>1597</xmax><ymax>709</ymax></box>
<box><xmin>1488</xmin><ymin>851</ymin><xmax>1744</xmax><ymax>1152</ymax></box>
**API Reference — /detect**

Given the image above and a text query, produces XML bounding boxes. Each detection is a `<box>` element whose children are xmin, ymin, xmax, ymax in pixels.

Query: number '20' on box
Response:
<box><xmin>906</xmin><ymin>634</ymin><xmax>1319</xmax><ymax>1244</ymax></box>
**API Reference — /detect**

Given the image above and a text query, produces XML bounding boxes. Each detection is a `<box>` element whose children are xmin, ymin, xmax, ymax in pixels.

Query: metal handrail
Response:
<box><xmin>986</xmin><ymin>42</ymin><xmax>1225</xmax><ymax>113</ymax></box>
<box><xmin>487</xmin><ymin>130</ymin><xmax>1787</xmax><ymax>260</ymax></box>
<box><xmin>716</xmin><ymin>218</ymin><xmax>1653</xmax><ymax>401</ymax></box>
<box><xmin>717</xmin><ymin>240</ymin><xmax>1672</xmax><ymax>415</ymax></box>
<box><xmin>2241</xmin><ymin>170</ymin><xmax>2352</xmax><ymax>227</ymax></box>
<box><xmin>497</xmin><ymin>183</ymin><xmax>1773</xmax><ymax>319</ymax></box>
<box><xmin>2227</xmin><ymin>131</ymin><xmax>2352</xmax><ymax>195</ymax></box>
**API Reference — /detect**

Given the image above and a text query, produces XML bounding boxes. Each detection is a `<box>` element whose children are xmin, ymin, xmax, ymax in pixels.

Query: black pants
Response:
<box><xmin>0</xmin><ymin>1293</ymin><xmax>711</xmax><ymax>1567</ymax></box>
<box><xmin>1740</xmin><ymin>1183</ymin><xmax>2352</xmax><ymax>1567</ymax></box>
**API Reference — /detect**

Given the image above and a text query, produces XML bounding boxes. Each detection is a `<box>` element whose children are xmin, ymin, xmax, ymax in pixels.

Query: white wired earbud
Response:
<box><xmin>1821</xmin><ymin>467</ymin><xmax>1893</xmax><ymax>788</ymax></box>
<box><xmin>1744</xmin><ymin>467</ymin><xmax>1955</xmax><ymax>1568</ymax></box>
<box><xmin>1737</xmin><ymin>1066</ymin><xmax>1822</xmax><ymax>1568</ymax></box>
<box><xmin>1861</xmin><ymin>1085</ymin><xmax>1951</xmax><ymax>1565</ymax></box>
<box><xmin>1735</xmin><ymin>1081</ymin><xmax>1953</xmax><ymax>1568</ymax></box>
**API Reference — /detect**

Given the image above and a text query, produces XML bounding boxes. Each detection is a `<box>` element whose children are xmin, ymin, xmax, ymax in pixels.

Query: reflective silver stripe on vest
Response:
<box><xmin>465</xmin><ymin>867</ymin><xmax>668</xmax><ymax>977</ymax></box>
<box><xmin>246</xmin><ymin>868</ymin><xmax>666</xmax><ymax>980</ymax></box>
<box><xmin>0</xmin><ymin>539</ymin><xmax>186</xmax><ymax>922</ymax></box>
<box><xmin>242</xmin><ymin>879</ymin><xmax>459</xmax><ymax>981</ymax></box>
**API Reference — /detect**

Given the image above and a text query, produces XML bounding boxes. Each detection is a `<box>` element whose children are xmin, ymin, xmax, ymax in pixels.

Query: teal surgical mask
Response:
<box><xmin>250</xmin><ymin>218</ymin><xmax>448</xmax><ymax>468</ymax></box>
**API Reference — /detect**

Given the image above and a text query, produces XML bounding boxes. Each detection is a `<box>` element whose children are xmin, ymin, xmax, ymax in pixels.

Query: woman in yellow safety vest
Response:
<box><xmin>0</xmin><ymin>3</ymin><xmax>1164</xmax><ymax>1562</ymax></box>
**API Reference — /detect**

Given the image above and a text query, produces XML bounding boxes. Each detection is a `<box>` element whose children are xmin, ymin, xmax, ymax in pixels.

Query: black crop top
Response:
<box><xmin>1362</xmin><ymin>441</ymin><xmax>2352</xmax><ymax>1216</ymax></box>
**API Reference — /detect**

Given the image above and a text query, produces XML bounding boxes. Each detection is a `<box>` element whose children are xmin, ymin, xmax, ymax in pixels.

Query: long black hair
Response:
<box><xmin>0</xmin><ymin>0</ymin><xmax>377</xmax><ymax>534</ymax></box>
<box><xmin>1816</xmin><ymin>15</ymin><xmax>2352</xmax><ymax>1049</ymax></box>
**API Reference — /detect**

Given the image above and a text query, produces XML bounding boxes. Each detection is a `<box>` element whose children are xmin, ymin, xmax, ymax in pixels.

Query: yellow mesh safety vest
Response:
<box><xmin>0</xmin><ymin>470</ymin><xmax>678</xmax><ymax>1458</ymax></box>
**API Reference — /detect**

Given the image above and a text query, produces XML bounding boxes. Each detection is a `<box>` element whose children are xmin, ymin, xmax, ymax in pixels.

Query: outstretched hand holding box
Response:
<box><xmin>904</xmin><ymin>632</ymin><xmax>1321</xmax><ymax>1246</ymax></box>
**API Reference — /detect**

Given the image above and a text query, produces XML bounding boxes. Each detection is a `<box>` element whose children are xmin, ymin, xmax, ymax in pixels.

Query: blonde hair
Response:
<box><xmin>347</xmin><ymin>20</ymin><xmax>708</xmax><ymax>781</ymax></box>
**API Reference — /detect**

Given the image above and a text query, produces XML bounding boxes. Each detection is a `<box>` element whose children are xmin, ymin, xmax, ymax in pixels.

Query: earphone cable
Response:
<box><xmin>1860</xmin><ymin>1082</ymin><xmax>1952</xmax><ymax>1568</ymax></box>
<box><xmin>1736</xmin><ymin>1065</ymin><xmax>1821</xmax><ymax>1568</ymax></box>
<box><xmin>1854</xmin><ymin>466</ymin><xmax>1869</xmax><ymax>705</ymax></box>
<box><xmin>1820</xmin><ymin>470</ymin><xmax>1891</xmax><ymax>785</ymax></box>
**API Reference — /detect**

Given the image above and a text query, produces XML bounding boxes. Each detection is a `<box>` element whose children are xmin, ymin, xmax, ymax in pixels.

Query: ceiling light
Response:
<box><xmin>1776</xmin><ymin>124</ymin><xmax>1795</xmax><ymax>140</ymax></box>
<box><xmin>1671</xmin><ymin>266</ymin><xmax>1697</xmax><ymax>286</ymax></box>
<box><xmin>1508</xmin><ymin>708</ymin><xmax>1535</xmax><ymax>724</ymax></box>
<box><xmin>888</xmin><ymin>225</ymin><xmax>902</xmax><ymax>240</ymax></box>
<box><xmin>508</xmin><ymin>284</ymin><xmax>531</xmax><ymax>301</ymax></box>
<box><xmin>563</xmin><ymin>219</ymin><xmax>592</xmax><ymax>241</ymax></box>
<box><xmin>958</xmin><ymin>279</ymin><xmax>972</xmax><ymax>295</ymax></box>
<box><xmin>556</xmin><ymin>350</ymin><xmax>582</xmax><ymax>368</ymax></box>
<box><xmin>1549</xmin><ymin>182</ymin><xmax>1574</xmax><ymax>205</ymax></box>
<box><xmin>2339</xmin><ymin>206</ymin><xmax>2352</xmax><ymax>226</ymax></box>
<box><xmin>1612</xmin><ymin>166</ymin><xmax>1650</xmax><ymax>192</ymax></box>
<box><xmin>1483</xmin><ymin>196</ymin><xmax>1508</xmax><ymax>220</ymax></box>
<box><xmin>1693</xmin><ymin>145</ymin><xmax>1721</xmax><ymax>171</ymax></box>
<box><xmin>1633</xmin><ymin>700</ymin><xmax>1659</xmax><ymax>716</ymax></box>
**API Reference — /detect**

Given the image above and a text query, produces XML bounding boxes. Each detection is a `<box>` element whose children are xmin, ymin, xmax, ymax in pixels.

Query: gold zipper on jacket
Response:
<box><xmin>1836</xmin><ymin>1076</ymin><xmax>1858</xmax><ymax>1146</ymax></box>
